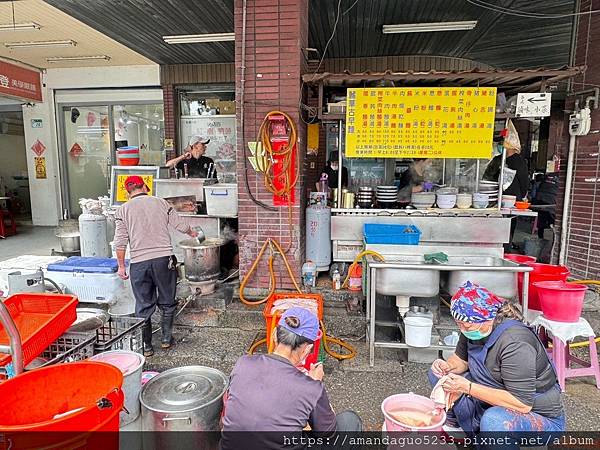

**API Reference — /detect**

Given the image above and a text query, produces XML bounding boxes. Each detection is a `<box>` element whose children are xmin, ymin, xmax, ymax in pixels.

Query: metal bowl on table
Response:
<box><xmin>56</xmin><ymin>232</ymin><xmax>81</xmax><ymax>253</ymax></box>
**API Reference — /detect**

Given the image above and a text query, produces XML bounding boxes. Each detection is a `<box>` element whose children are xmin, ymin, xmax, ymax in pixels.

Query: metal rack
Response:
<box><xmin>364</xmin><ymin>256</ymin><xmax>533</xmax><ymax>367</ymax></box>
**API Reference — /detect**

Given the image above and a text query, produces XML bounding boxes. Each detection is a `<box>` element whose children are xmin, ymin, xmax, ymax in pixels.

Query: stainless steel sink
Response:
<box><xmin>443</xmin><ymin>256</ymin><xmax>518</xmax><ymax>299</ymax></box>
<box><xmin>375</xmin><ymin>256</ymin><xmax>440</xmax><ymax>297</ymax></box>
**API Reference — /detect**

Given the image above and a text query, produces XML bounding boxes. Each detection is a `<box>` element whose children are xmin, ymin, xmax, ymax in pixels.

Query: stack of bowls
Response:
<box><xmin>479</xmin><ymin>180</ymin><xmax>499</xmax><ymax>204</ymax></box>
<box><xmin>436</xmin><ymin>187</ymin><xmax>457</xmax><ymax>209</ymax></box>
<box><xmin>473</xmin><ymin>192</ymin><xmax>490</xmax><ymax>209</ymax></box>
<box><xmin>456</xmin><ymin>193</ymin><xmax>473</xmax><ymax>209</ymax></box>
<box><xmin>357</xmin><ymin>187</ymin><xmax>375</xmax><ymax>209</ymax></box>
<box><xmin>411</xmin><ymin>192</ymin><xmax>436</xmax><ymax>209</ymax></box>
<box><xmin>376</xmin><ymin>186</ymin><xmax>398</xmax><ymax>208</ymax></box>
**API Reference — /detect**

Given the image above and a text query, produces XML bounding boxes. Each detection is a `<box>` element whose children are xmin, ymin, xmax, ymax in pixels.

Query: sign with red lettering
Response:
<box><xmin>0</xmin><ymin>61</ymin><xmax>42</xmax><ymax>102</ymax></box>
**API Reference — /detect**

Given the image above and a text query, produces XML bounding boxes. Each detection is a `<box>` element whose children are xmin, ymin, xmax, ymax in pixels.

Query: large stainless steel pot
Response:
<box><xmin>140</xmin><ymin>366</ymin><xmax>228</xmax><ymax>448</ymax></box>
<box><xmin>178</xmin><ymin>238</ymin><xmax>225</xmax><ymax>283</ymax></box>
<box><xmin>56</xmin><ymin>232</ymin><xmax>80</xmax><ymax>253</ymax></box>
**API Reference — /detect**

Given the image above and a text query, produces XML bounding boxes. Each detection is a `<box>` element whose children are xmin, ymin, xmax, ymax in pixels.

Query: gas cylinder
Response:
<box><xmin>305</xmin><ymin>205</ymin><xmax>331</xmax><ymax>272</ymax></box>
<box><xmin>79</xmin><ymin>213</ymin><xmax>110</xmax><ymax>257</ymax></box>
<box><xmin>348</xmin><ymin>263</ymin><xmax>362</xmax><ymax>291</ymax></box>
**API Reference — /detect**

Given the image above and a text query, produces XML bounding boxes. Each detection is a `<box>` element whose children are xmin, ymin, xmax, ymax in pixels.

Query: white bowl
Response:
<box><xmin>436</xmin><ymin>193</ymin><xmax>457</xmax><ymax>209</ymax></box>
<box><xmin>501</xmin><ymin>195</ymin><xmax>516</xmax><ymax>208</ymax></box>
<box><xmin>456</xmin><ymin>193</ymin><xmax>473</xmax><ymax>209</ymax></box>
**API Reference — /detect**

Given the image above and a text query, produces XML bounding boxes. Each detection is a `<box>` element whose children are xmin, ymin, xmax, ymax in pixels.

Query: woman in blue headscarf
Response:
<box><xmin>429</xmin><ymin>282</ymin><xmax>565</xmax><ymax>438</ymax></box>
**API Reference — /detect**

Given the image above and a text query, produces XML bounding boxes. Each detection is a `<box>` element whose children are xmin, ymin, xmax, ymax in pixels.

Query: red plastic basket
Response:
<box><xmin>0</xmin><ymin>293</ymin><xmax>78</xmax><ymax>368</ymax></box>
<box><xmin>263</xmin><ymin>293</ymin><xmax>323</xmax><ymax>352</ymax></box>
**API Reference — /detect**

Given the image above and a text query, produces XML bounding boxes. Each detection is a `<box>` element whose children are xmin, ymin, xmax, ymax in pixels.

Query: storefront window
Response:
<box><xmin>179</xmin><ymin>86</ymin><xmax>236</xmax><ymax>182</ymax></box>
<box><xmin>62</xmin><ymin>106</ymin><xmax>111</xmax><ymax>215</ymax></box>
<box><xmin>113</xmin><ymin>104</ymin><xmax>165</xmax><ymax>166</ymax></box>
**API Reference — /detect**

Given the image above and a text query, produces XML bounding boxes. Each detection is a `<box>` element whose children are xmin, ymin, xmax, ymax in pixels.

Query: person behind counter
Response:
<box><xmin>428</xmin><ymin>282</ymin><xmax>564</xmax><ymax>442</ymax></box>
<box><xmin>166</xmin><ymin>135</ymin><xmax>217</xmax><ymax>179</ymax></box>
<box><xmin>482</xmin><ymin>146</ymin><xmax>529</xmax><ymax>200</ymax></box>
<box><xmin>397</xmin><ymin>158</ymin><xmax>432</xmax><ymax>202</ymax></box>
<box><xmin>221</xmin><ymin>307</ymin><xmax>362</xmax><ymax>450</ymax></box>
<box><xmin>114</xmin><ymin>175</ymin><xmax>199</xmax><ymax>357</ymax></box>
<box><xmin>316</xmin><ymin>151</ymin><xmax>348</xmax><ymax>190</ymax></box>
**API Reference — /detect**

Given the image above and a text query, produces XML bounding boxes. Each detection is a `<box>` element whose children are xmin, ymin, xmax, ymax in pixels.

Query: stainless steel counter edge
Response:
<box><xmin>364</xmin><ymin>256</ymin><xmax>533</xmax><ymax>272</ymax></box>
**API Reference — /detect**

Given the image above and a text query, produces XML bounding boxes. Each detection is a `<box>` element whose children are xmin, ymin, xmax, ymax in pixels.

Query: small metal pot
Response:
<box><xmin>56</xmin><ymin>232</ymin><xmax>80</xmax><ymax>253</ymax></box>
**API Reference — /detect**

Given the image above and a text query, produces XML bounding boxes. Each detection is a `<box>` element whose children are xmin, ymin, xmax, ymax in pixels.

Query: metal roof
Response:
<box><xmin>309</xmin><ymin>0</ymin><xmax>576</xmax><ymax>69</ymax></box>
<box><xmin>45</xmin><ymin>0</ymin><xmax>575</xmax><ymax>69</ymax></box>
<box><xmin>45</xmin><ymin>0</ymin><xmax>234</xmax><ymax>65</ymax></box>
<box><xmin>302</xmin><ymin>66</ymin><xmax>585</xmax><ymax>92</ymax></box>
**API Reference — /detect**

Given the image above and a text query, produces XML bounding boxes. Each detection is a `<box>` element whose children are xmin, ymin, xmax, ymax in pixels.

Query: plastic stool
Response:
<box><xmin>534</xmin><ymin>316</ymin><xmax>600</xmax><ymax>392</ymax></box>
<box><xmin>0</xmin><ymin>209</ymin><xmax>17</xmax><ymax>238</ymax></box>
<box><xmin>551</xmin><ymin>335</ymin><xmax>600</xmax><ymax>392</ymax></box>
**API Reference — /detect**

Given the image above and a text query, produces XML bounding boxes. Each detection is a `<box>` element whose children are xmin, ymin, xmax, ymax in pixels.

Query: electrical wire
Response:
<box><xmin>465</xmin><ymin>0</ymin><xmax>600</xmax><ymax>18</ymax></box>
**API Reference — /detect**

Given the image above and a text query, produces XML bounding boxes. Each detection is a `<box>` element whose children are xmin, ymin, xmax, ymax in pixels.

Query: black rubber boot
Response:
<box><xmin>161</xmin><ymin>313</ymin><xmax>175</xmax><ymax>349</ymax></box>
<box><xmin>142</xmin><ymin>321</ymin><xmax>154</xmax><ymax>357</ymax></box>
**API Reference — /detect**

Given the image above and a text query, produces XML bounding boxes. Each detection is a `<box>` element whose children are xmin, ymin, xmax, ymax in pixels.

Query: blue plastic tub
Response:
<box><xmin>47</xmin><ymin>257</ymin><xmax>118</xmax><ymax>274</ymax></box>
<box><xmin>363</xmin><ymin>224</ymin><xmax>421</xmax><ymax>245</ymax></box>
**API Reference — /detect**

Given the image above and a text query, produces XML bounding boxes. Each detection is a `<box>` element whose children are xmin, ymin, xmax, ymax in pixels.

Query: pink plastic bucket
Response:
<box><xmin>381</xmin><ymin>393</ymin><xmax>445</xmax><ymax>432</ymax></box>
<box><xmin>535</xmin><ymin>281</ymin><xmax>587</xmax><ymax>323</ymax></box>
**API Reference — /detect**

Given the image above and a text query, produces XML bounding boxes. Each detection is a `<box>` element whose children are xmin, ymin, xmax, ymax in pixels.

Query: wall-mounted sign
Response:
<box><xmin>345</xmin><ymin>87</ymin><xmax>497</xmax><ymax>159</ymax></box>
<box><xmin>31</xmin><ymin>119</ymin><xmax>43</xmax><ymax>128</ymax></box>
<box><xmin>110</xmin><ymin>166</ymin><xmax>160</xmax><ymax>206</ymax></box>
<box><xmin>516</xmin><ymin>93</ymin><xmax>551</xmax><ymax>118</ymax></box>
<box><xmin>0</xmin><ymin>61</ymin><xmax>42</xmax><ymax>102</ymax></box>
<box><xmin>34</xmin><ymin>157</ymin><xmax>47</xmax><ymax>179</ymax></box>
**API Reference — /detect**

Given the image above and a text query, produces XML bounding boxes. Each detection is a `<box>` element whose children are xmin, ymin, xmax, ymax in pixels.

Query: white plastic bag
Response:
<box><xmin>504</xmin><ymin>119</ymin><xmax>521</xmax><ymax>152</ymax></box>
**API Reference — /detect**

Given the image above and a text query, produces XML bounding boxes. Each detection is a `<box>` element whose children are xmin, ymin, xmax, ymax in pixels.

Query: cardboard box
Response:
<box><xmin>205</xmin><ymin>98</ymin><xmax>220</xmax><ymax>109</ymax></box>
<box><xmin>220</xmin><ymin>101</ymin><xmax>236</xmax><ymax>114</ymax></box>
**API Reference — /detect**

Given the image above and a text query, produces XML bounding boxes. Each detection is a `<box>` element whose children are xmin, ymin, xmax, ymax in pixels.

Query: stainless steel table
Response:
<box><xmin>364</xmin><ymin>257</ymin><xmax>534</xmax><ymax>367</ymax></box>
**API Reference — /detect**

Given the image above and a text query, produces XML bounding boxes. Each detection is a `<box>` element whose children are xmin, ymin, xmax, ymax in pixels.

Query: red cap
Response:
<box><xmin>124</xmin><ymin>175</ymin><xmax>145</xmax><ymax>190</ymax></box>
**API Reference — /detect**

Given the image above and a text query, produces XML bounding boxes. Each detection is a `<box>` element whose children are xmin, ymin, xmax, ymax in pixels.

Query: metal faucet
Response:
<box><xmin>0</xmin><ymin>300</ymin><xmax>23</xmax><ymax>377</ymax></box>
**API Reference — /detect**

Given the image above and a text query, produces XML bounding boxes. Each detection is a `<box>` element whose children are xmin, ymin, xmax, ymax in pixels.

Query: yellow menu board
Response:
<box><xmin>115</xmin><ymin>174</ymin><xmax>154</xmax><ymax>203</ymax></box>
<box><xmin>345</xmin><ymin>87</ymin><xmax>497</xmax><ymax>158</ymax></box>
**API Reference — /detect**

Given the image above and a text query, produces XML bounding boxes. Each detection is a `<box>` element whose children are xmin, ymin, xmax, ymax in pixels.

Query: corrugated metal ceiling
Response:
<box><xmin>309</xmin><ymin>0</ymin><xmax>576</xmax><ymax>69</ymax></box>
<box><xmin>45</xmin><ymin>0</ymin><xmax>234</xmax><ymax>65</ymax></box>
<box><xmin>45</xmin><ymin>0</ymin><xmax>575</xmax><ymax>69</ymax></box>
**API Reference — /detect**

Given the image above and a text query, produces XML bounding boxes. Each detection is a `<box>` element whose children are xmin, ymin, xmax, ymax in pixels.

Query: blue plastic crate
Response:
<box><xmin>47</xmin><ymin>257</ymin><xmax>118</xmax><ymax>274</ymax></box>
<box><xmin>363</xmin><ymin>224</ymin><xmax>421</xmax><ymax>245</ymax></box>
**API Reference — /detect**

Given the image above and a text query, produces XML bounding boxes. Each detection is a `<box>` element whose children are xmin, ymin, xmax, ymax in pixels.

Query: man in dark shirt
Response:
<box><xmin>318</xmin><ymin>151</ymin><xmax>348</xmax><ymax>189</ymax></box>
<box><xmin>166</xmin><ymin>135</ymin><xmax>217</xmax><ymax>178</ymax></box>
<box><xmin>483</xmin><ymin>149</ymin><xmax>529</xmax><ymax>199</ymax></box>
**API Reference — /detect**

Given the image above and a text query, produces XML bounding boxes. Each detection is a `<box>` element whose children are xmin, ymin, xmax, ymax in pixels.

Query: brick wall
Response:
<box><xmin>554</xmin><ymin>0</ymin><xmax>600</xmax><ymax>279</ymax></box>
<box><xmin>234</xmin><ymin>0</ymin><xmax>309</xmax><ymax>291</ymax></box>
<box><xmin>162</xmin><ymin>84</ymin><xmax>177</xmax><ymax>161</ymax></box>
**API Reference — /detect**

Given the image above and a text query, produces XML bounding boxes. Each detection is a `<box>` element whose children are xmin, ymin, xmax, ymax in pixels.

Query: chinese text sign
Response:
<box><xmin>345</xmin><ymin>87</ymin><xmax>497</xmax><ymax>159</ymax></box>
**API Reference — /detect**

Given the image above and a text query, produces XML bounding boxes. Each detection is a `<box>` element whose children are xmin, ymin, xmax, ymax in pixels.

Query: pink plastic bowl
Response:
<box><xmin>381</xmin><ymin>393</ymin><xmax>446</xmax><ymax>432</ymax></box>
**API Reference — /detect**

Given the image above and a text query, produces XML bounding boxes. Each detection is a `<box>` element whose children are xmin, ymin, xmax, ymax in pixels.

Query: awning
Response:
<box><xmin>302</xmin><ymin>66</ymin><xmax>585</xmax><ymax>92</ymax></box>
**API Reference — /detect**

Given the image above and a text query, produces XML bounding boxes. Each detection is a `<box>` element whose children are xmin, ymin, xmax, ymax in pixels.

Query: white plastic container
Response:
<box><xmin>204</xmin><ymin>183</ymin><xmax>238</xmax><ymax>217</ymax></box>
<box><xmin>442</xmin><ymin>331</ymin><xmax>460</xmax><ymax>360</ymax></box>
<box><xmin>404</xmin><ymin>316</ymin><xmax>434</xmax><ymax>348</ymax></box>
<box><xmin>46</xmin><ymin>270</ymin><xmax>123</xmax><ymax>304</ymax></box>
<box><xmin>302</xmin><ymin>261</ymin><xmax>317</xmax><ymax>287</ymax></box>
<box><xmin>90</xmin><ymin>350</ymin><xmax>145</xmax><ymax>426</ymax></box>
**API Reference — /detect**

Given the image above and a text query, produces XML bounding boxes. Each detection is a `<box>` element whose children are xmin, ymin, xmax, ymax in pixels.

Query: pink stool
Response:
<box><xmin>551</xmin><ymin>335</ymin><xmax>600</xmax><ymax>391</ymax></box>
<box><xmin>534</xmin><ymin>316</ymin><xmax>600</xmax><ymax>392</ymax></box>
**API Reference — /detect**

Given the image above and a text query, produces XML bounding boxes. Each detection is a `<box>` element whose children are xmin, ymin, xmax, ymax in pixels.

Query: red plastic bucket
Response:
<box><xmin>527</xmin><ymin>263</ymin><xmax>571</xmax><ymax>311</ymax></box>
<box><xmin>117</xmin><ymin>147</ymin><xmax>140</xmax><ymax>166</ymax></box>
<box><xmin>534</xmin><ymin>281</ymin><xmax>587</xmax><ymax>322</ymax></box>
<box><xmin>504</xmin><ymin>253</ymin><xmax>536</xmax><ymax>264</ymax></box>
<box><xmin>0</xmin><ymin>361</ymin><xmax>123</xmax><ymax>449</ymax></box>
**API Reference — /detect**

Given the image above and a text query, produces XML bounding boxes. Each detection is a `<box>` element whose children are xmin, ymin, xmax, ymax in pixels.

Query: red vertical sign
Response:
<box><xmin>271</xmin><ymin>138</ymin><xmax>296</xmax><ymax>206</ymax></box>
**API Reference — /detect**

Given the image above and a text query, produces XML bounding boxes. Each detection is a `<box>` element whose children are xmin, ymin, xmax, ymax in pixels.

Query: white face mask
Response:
<box><xmin>330</xmin><ymin>164</ymin><xmax>339</xmax><ymax>171</ymax></box>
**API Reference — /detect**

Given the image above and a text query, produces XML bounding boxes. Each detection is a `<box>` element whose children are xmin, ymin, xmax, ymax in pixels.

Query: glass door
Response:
<box><xmin>61</xmin><ymin>105</ymin><xmax>111</xmax><ymax>216</ymax></box>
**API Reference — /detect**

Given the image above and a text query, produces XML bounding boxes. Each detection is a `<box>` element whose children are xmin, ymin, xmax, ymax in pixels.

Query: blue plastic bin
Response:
<box><xmin>47</xmin><ymin>257</ymin><xmax>118</xmax><ymax>274</ymax></box>
<box><xmin>363</xmin><ymin>224</ymin><xmax>421</xmax><ymax>245</ymax></box>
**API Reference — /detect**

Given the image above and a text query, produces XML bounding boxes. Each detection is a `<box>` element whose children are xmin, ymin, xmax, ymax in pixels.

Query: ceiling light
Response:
<box><xmin>5</xmin><ymin>40</ymin><xmax>77</xmax><ymax>49</ymax></box>
<box><xmin>0</xmin><ymin>22</ymin><xmax>41</xmax><ymax>32</ymax></box>
<box><xmin>382</xmin><ymin>21</ymin><xmax>478</xmax><ymax>34</ymax></box>
<box><xmin>46</xmin><ymin>55</ymin><xmax>111</xmax><ymax>63</ymax></box>
<box><xmin>163</xmin><ymin>33</ymin><xmax>234</xmax><ymax>44</ymax></box>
